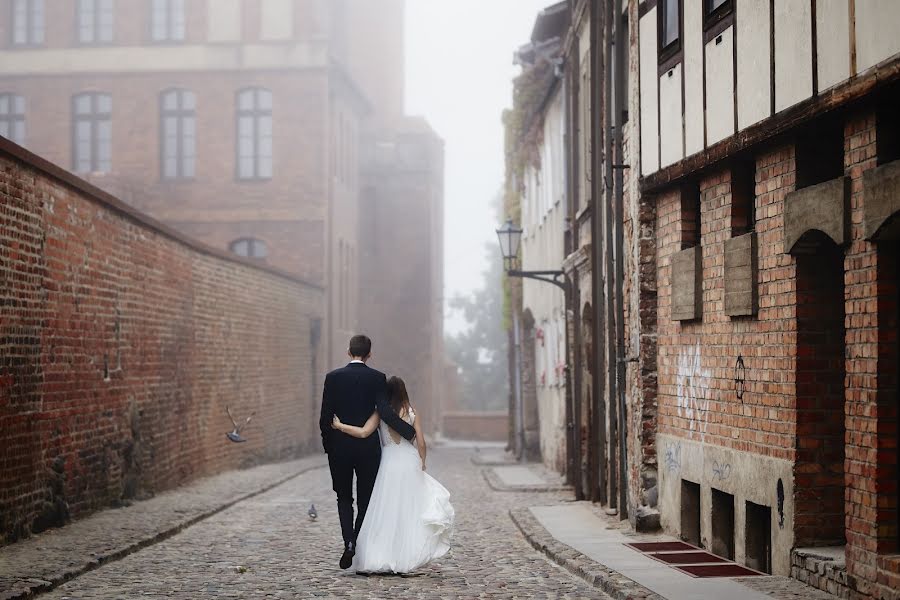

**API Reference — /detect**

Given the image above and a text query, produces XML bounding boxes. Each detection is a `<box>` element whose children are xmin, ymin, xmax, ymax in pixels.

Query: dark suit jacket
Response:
<box><xmin>319</xmin><ymin>362</ymin><xmax>416</xmax><ymax>454</ymax></box>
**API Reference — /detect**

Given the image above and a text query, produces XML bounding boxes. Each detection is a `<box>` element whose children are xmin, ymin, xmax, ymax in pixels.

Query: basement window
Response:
<box><xmin>711</xmin><ymin>488</ymin><xmax>735</xmax><ymax>560</ymax></box>
<box><xmin>681</xmin><ymin>480</ymin><xmax>701</xmax><ymax>547</ymax></box>
<box><xmin>745</xmin><ymin>501</ymin><xmax>772</xmax><ymax>574</ymax></box>
<box><xmin>796</xmin><ymin>118</ymin><xmax>844</xmax><ymax>189</ymax></box>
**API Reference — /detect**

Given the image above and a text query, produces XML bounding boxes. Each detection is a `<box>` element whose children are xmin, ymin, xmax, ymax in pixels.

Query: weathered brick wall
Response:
<box><xmin>654</xmin><ymin>103</ymin><xmax>899</xmax><ymax>593</ymax></box>
<box><xmin>0</xmin><ymin>141</ymin><xmax>322</xmax><ymax>545</ymax></box>
<box><xmin>842</xmin><ymin>110</ymin><xmax>899</xmax><ymax>600</ymax></box>
<box><xmin>657</xmin><ymin>150</ymin><xmax>797</xmax><ymax>457</ymax></box>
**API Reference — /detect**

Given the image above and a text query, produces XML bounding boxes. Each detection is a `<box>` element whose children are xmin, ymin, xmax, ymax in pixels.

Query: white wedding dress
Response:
<box><xmin>353</xmin><ymin>408</ymin><xmax>454</xmax><ymax>573</ymax></box>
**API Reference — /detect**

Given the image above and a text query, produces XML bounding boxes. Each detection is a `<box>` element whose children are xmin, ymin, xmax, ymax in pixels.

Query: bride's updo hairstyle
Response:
<box><xmin>387</xmin><ymin>376</ymin><xmax>411</xmax><ymax>414</ymax></box>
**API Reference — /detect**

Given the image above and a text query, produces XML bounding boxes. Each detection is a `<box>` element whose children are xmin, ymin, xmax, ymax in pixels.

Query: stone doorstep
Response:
<box><xmin>481</xmin><ymin>466</ymin><xmax>573</xmax><ymax>492</ymax></box>
<box><xmin>0</xmin><ymin>456</ymin><xmax>327</xmax><ymax>600</ymax></box>
<box><xmin>509</xmin><ymin>507</ymin><xmax>665</xmax><ymax>600</ymax></box>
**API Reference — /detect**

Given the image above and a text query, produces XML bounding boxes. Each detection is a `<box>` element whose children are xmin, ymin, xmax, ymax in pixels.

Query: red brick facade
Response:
<box><xmin>0</xmin><ymin>140</ymin><xmax>322</xmax><ymax>545</ymax></box>
<box><xmin>652</xmin><ymin>103</ymin><xmax>899</xmax><ymax>596</ymax></box>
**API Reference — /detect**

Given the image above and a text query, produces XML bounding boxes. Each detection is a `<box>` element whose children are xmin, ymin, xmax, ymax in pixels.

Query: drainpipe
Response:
<box><xmin>512</xmin><ymin>305</ymin><xmax>525</xmax><ymax>461</ymax></box>
<box><xmin>588</xmin><ymin>0</ymin><xmax>607</xmax><ymax>505</ymax></box>
<box><xmin>612</xmin><ymin>0</ymin><xmax>629</xmax><ymax>520</ymax></box>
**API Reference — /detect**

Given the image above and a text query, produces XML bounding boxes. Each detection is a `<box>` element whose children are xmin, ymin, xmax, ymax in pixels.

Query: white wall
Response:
<box><xmin>639</xmin><ymin>8</ymin><xmax>659</xmax><ymax>175</ymax></box>
<box><xmin>659</xmin><ymin>63</ymin><xmax>683</xmax><ymax>167</ymax></box>
<box><xmin>855</xmin><ymin>0</ymin><xmax>900</xmax><ymax>73</ymax></box>
<box><xmin>736</xmin><ymin>0</ymin><xmax>770</xmax><ymax>129</ymax></box>
<box><xmin>705</xmin><ymin>26</ymin><xmax>735</xmax><ymax>145</ymax></box>
<box><xmin>815</xmin><ymin>0</ymin><xmax>850</xmax><ymax>91</ymax></box>
<box><xmin>683</xmin><ymin>0</ymin><xmax>704</xmax><ymax>156</ymax></box>
<box><xmin>774</xmin><ymin>0</ymin><xmax>812</xmax><ymax>111</ymax></box>
<box><xmin>521</xmin><ymin>91</ymin><xmax>568</xmax><ymax>474</ymax></box>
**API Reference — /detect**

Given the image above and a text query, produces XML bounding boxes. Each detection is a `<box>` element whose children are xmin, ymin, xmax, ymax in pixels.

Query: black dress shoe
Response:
<box><xmin>339</xmin><ymin>541</ymin><xmax>355</xmax><ymax>569</ymax></box>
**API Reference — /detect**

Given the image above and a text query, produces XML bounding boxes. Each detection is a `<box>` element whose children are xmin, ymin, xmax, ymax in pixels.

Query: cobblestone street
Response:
<box><xmin>39</xmin><ymin>448</ymin><xmax>603</xmax><ymax>599</ymax></box>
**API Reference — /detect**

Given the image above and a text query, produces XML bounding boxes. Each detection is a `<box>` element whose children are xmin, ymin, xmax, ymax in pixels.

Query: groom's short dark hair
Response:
<box><xmin>348</xmin><ymin>335</ymin><xmax>372</xmax><ymax>358</ymax></box>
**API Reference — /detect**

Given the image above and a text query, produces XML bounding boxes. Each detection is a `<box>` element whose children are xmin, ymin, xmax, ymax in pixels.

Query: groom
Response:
<box><xmin>319</xmin><ymin>334</ymin><xmax>416</xmax><ymax>569</ymax></box>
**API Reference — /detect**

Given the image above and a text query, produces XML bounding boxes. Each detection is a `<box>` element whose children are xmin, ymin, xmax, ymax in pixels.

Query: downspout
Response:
<box><xmin>567</xmin><ymin>0</ymin><xmax>584</xmax><ymax>497</ymax></box>
<box><xmin>613</xmin><ymin>0</ymin><xmax>629</xmax><ymax>520</ymax></box>
<box><xmin>513</xmin><ymin>306</ymin><xmax>525</xmax><ymax>461</ymax></box>
<box><xmin>589</xmin><ymin>0</ymin><xmax>608</xmax><ymax>505</ymax></box>
<box><xmin>560</xmin><ymin>60</ymin><xmax>577</xmax><ymax>487</ymax></box>
<box><xmin>597</xmin><ymin>0</ymin><xmax>619</xmax><ymax>510</ymax></box>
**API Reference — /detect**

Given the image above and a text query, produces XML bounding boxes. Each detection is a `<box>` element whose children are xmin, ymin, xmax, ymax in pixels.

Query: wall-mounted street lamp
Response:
<box><xmin>495</xmin><ymin>218</ymin><xmax>567</xmax><ymax>290</ymax></box>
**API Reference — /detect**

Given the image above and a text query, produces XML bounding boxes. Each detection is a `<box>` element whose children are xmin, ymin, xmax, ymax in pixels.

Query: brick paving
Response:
<box><xmin>33</xmin><ymin>448</ymin><xmax>606</xmax><ymax>599</ymax></box>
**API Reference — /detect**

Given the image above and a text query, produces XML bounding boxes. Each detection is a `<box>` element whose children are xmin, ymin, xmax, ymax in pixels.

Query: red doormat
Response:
<box><xmin>676</xmin><ymin>564</ymin><xmax>765</xmax><ymax>577</ymax></box>
<box><xmin>626</xmin><ymin>541</ymin><xmax>697</xmax><ymax>552</ymax></box>
<box><xmin>648</xmin><ymin>551</ymin><xmax>729</xmax><ymax>565</ymax></box>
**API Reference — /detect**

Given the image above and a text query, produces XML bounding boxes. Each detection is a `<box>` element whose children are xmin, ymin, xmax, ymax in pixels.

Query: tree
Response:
<box><xmin>445</xmin><ymin>242</ymin><xmax>509</xmax><ymax>411</ymax></box>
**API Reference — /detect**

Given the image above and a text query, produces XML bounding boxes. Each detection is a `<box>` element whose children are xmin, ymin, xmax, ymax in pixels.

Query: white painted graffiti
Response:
<box><xmin>675</xmin><ymin>343</ymin><xmax>711</xmax><ymax>442</ymax></box>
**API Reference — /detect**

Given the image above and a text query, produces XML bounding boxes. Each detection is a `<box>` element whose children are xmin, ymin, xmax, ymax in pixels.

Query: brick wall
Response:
<box><xmin>0</xmin><ymin>140</ymin><xmax>322</xmax><ymax>545</ymax></box>
<box><xmin>653</xmin><ymin>102</ymin><xmax>900</xmax><ymax>593</ymax></box>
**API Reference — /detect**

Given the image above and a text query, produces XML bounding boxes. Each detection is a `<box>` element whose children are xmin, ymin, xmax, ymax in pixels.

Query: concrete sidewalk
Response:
<box><xmin>0</xmin><ymin>455</ymin><xmax>326</xmax><ymax>600</ymax></box>
<box><xmin>512</xmin><ymin>502</ymin><xmax>838</xmax><ymax>600</ymax></box>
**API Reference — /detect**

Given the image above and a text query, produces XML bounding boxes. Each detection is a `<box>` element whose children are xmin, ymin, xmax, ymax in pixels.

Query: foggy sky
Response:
<box><xmin>405</xmin><ymin>0</ymin><xmax>553</xmax><ymax>335</ymax></box>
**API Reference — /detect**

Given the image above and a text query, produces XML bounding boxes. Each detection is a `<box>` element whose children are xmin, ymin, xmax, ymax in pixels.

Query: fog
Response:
<box><xmin>406</xmin><ymin>0</ymin><xmax>555</xmax><ymax>335</ymax></box>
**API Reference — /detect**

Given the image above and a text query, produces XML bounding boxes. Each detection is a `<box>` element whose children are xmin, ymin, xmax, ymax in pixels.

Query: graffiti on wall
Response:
<box><xmin>675</xmin><ymin>342</ymin><xmax>711</xmax><ymax>442</ymax></box>
<box><xmin>664</xmin><ymin>441</ymin><xmax>682</xmax><ymax>473</ymax></box>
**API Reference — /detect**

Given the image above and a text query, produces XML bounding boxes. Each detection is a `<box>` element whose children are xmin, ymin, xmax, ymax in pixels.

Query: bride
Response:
<box><xmin>332</xmin><ymin>376</ymin><xmax>454</xmax><ymax>574</ymax></box>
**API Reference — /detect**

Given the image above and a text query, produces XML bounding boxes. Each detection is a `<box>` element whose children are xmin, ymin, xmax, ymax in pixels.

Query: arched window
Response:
<box><xmin>0</xmin><ymin>94</ymin><xmax>26</xmax><ymax>146</ymax></box>
<box><xmin>72</xmin><ymin>92</ymin><xmax>112</xmax><ymax>174</ymax></box>
<box><xmin>160</xmin><ymin>88</ymin><xmax>196</xmax><ymax>179</ymax></box>
<box><xmin>229</xmin><ymin>237</ymin><xmax>268</xmax><ymax>259</ymax></box>
<box><xmin>236</xmin><ymin>87</ymin><xmax>273</xmax><ymax>180</ymax></box>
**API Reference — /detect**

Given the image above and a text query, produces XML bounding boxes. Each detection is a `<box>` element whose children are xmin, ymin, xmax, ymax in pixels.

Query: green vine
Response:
<box><xmin>500</xmin><ymin>59</ymin><xmax>555</xmax><ymax>330</ymax></box>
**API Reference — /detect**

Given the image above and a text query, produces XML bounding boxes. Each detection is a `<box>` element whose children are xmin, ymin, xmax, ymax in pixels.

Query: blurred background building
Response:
<box><xmin>0</xmin><ymin>0</ymin><xmax>447</xmax><ymax>431</ymax></box>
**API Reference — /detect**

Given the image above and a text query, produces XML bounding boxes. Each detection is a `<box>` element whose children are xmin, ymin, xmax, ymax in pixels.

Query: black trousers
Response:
<box><xmin>327</xmin><ymin>442</ymin><xmax>381</xmax><ymax>544</ymax></box>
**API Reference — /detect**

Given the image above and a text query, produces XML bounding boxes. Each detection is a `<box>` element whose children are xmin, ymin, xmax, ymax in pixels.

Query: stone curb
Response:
<box><xmin>470</xmin><ymin>455</ymin><xmax>517</xmax><ymax>466</ymax></box>
<box><xmin>509</xmin><ymin>507</ymin><xmax>665</xmax><ymax>600</ymax></box>
<box><xmin>481</xmin><ymin>467</ymin><xmax>573</xmax><ymax>492</ymax></box>
<box><xmin>1</xmin><ymin>458</ymin><xmax>327</xmax><ymax>600</ymax></box>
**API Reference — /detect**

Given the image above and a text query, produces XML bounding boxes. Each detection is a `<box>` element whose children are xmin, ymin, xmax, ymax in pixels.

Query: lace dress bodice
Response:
<box><xmin>380</xmin><ymin>407</ymin><xmax>415</xmax><ymax>447</ymax></box>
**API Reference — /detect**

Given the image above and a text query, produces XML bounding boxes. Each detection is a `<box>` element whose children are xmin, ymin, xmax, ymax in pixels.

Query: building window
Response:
<box><xmin>77</xmin><ymin>0</ymin><xmax>114</xmax><ymax>44</ymax></box>
<box><xmin>236</xmin><ymin>87</ymin><xmax>273</xmax><ymax>180</ymax></box>
<box><xmin>681</xmin><ymin>181</ymin><xmax>701</xmax><ymax>249</ymax></box>
<box><xmin>11</xmin><ymin>0</ymin><xmax>44</xmax><ymax>46</ymax></box>
<box><xmin>151</xmin><ymin>0</ymin><xmax>185</xmax><ymax>42</ymax></box>
<box><xmin>0</xmin><ymin>94</ymin><xmax>26</xmax><ymax>146</ymax></box>
<box><xmin>731</xmin><ymin>160</ymin><xmax>755</xmax><ymax>236</ymax></box>
<box><xmin>72</xmin><ymin>92</ymin><xmax>112</xmax><ymax>174</ymax></box>
<box><xmin>703</xmin><ymin>0</ymin><xmax>734</xmax><ymax>41</ymax></box>
<box><xmin>229</xmin><ymin>238</ymin><xmax>268</xmax><ymax>259</ymax></box>
<box><xmin>160</xmin><ymin>89</ymin><xmax>195</xmax><ymax>180</ymax></box>
<box><xmin>658</xmin><ymin>0</ymin><xmax>682</xmax><ymax>72</ymax></box>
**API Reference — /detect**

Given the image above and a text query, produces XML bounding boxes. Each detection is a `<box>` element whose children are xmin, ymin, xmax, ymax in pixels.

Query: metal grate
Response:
<box><xmin>626</xmin><ymin>541</ymin><xmax>697</xmax><ymax>552</ymax></box>
<box><xmin>648</xmin><ymin>551</ymin><xmax>729</xmax><ymax>565</ymax></box>
<box><xmin>676</xmin><ymin>564</ymin><xmax>765</xmax><ymax>578</ymax></box>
